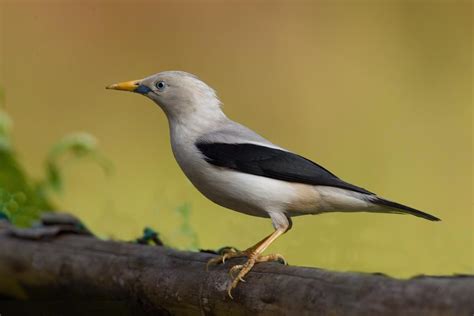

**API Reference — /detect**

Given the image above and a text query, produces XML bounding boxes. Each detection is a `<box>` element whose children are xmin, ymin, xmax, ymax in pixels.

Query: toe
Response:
<box><xmin>255</xmin><ymin>253</ymin><xmax>287</xmax><ymax>264</ymax></box>
<box><xmin>229</xmin><ymin>264</ymin><xmax>243</xmax><ymax>278</ymax></box>
<box><xmin>206</xmin><ymin>256</ymin><xmax>224</xmax><ymax>270</ymax></box>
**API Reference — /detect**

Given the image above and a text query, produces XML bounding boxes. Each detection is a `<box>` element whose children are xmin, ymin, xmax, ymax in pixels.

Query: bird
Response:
<box><xmin>106</xmin><ymin>71</ymin><xmax>440</xmax><ymax>298</ymax></box>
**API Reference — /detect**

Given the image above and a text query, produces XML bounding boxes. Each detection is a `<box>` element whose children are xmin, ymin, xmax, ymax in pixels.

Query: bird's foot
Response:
<box><xmin>226</xmin><ymin>252</ymin><xmax>286</xmax><ymax>298</ymax></box>
<box><xmin>207</xmin><ymin>248</ymin><xmax>286</xmax><ymax>298</ymax></box>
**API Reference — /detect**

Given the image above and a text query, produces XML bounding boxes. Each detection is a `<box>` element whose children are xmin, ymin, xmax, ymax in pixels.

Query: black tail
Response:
<box><xmin>371</xmin><ymin>197</ymin><xmax>441</xmax><ymax>221</ymax></box>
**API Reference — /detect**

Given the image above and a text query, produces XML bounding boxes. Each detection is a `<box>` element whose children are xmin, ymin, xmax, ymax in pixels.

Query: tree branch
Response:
<box><xmin>0</xmin><ymin>217</ymin><xmax>472</xmax><ymax>316</ymax></box>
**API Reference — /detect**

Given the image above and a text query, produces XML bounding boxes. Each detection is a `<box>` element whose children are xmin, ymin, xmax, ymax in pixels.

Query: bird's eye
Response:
<box><xmin>156</xmin><ymin>81</ymin><xmax>166</xmax><ymax>90</ymax></box>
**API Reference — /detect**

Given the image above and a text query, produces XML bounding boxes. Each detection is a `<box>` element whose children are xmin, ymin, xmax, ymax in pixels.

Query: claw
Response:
<box><xmin>230</xmin><ymin>266</ymin><xmax>246</xmax><ymax>282</ymax></box>
<box><xmin>227</xmin><ymin>286</ymin><xmax>234</xmax><ymax>299</ymax></box>
<box><xmin>275</xmin><ymin>254</ymin><xmax>287</xmax><ymax>265</ymax></box>
<box><xmin>206</xmin><ymin>256</ymin><xmax>224</xmax><ymax>271</ymax></box>
<box><xmin>255</xmin><ymin>253</ymin><xmax>287</xmax><ymax>265</ymax></box>
<box><xmin>227</xmin><ymin>273</ymin><xmax>242</xmax><ymax>300</ymax></box>
<box><xmin>206</xmin><ymin>249</ymin><xmax>249</xmax><ymax>271</ymax></box>
<box><xmin>217</xmin><ymin>246</ymin><xmax>239</xmax><ymax>255</ymax></box>
<box><xmin>229</xmin><ymin>264</ymin><xmax>243</xmax><ymax>278</ymax></box>
<box><xmin>270</xmin><ymin>253</ymin><xmax>287</xmax><ymax>265</ymax></box>
<box><xmin>205</xmin><ymin>260</ymin><xmax>212</xmax><ymax>272</ymax></box>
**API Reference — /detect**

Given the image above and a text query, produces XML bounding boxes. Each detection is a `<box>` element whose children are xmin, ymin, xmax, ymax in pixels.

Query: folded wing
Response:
<box><xmin>196</xmin><ymin>142</ymin><xmax>374</xmax><ymax>195</ymax></box>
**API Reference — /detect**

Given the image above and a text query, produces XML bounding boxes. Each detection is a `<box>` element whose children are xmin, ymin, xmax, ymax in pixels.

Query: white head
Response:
<box><xmin>107</xmin><ymin>71</ymin><xmax>225</xmax><ymax>124</ymax></box>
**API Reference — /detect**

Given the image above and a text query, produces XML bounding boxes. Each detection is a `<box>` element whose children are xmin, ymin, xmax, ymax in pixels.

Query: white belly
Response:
<box><xmin>190</xmin><ymin>166</ymin><xmax>310</xmax><ymax>217</ymax></box>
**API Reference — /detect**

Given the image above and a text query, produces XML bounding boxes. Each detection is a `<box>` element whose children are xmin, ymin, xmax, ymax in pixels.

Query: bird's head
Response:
<box><xmin>107</xmin><ymin>71</ymin><xmax>223</xmax><ymax>122</ymax></box>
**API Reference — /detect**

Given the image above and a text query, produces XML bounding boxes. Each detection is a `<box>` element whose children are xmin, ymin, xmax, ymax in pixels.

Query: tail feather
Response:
<box><xmin>370</xmin><ymin>197</ymin><xmax>441</xmax><ymax>221</ymax></box>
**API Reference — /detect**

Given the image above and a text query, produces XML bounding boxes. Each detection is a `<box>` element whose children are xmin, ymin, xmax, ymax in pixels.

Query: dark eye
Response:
<box><xmin>156</xmin><ymin>81</ymin><xmax>166</xmax><ymax>90</ymax></box>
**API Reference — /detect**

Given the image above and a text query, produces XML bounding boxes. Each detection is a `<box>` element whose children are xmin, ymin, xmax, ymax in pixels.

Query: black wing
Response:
<box><xmin>196</xmin><ymin>142</ymin><xmax>374</xmax><ymax>195</ymax></box>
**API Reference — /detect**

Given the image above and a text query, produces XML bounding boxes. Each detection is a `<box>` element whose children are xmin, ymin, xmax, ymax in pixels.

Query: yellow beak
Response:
<box><xmin>106</xmin><ymin>80</ymin><xmax>141</xmax><ymax>92</ymax></box>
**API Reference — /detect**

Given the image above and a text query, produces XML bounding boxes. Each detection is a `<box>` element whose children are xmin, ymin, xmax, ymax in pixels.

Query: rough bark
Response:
<box><xmin>0</xmin><ymin>219</ymin><xmax>472</xmax><ymax>316</ymax></box>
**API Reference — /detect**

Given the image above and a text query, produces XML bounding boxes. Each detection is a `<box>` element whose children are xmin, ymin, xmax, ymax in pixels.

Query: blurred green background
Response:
<box><xmin>0</xmin><ymin>1</ymin><xmax>472</xmax><ymax>276</ymax></box>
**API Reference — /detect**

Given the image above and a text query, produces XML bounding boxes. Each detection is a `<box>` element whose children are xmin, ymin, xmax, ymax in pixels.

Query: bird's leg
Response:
<box><xmin>225</xmin><ymin>227</ymin><xmax>286</xmax><ymax>298</ymax></box>
<box><xmin>207</xmin><ymin>213</ymin><xmax>291</xmax><ymax>298</ymax></box>
<box><xmin>206</xmin><ymin>231</ymin><xmax>283</xmax><ymax>269</ymax></box>
<box><xmin>207</xmin><ymin>227</ymin><xmax>288</xmax><ymax>298</ymax></box>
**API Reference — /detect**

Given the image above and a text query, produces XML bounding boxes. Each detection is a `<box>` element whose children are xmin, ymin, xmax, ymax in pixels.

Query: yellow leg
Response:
<box><xmin>207</xmin><ymin>227</ymin><xmax>288</xmax><ymax>298</ymax></box>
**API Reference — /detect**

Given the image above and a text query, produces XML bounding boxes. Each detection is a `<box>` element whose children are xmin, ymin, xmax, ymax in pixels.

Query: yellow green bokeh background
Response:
<box><xmin>1</xmin><ymin>1</ymin><xmax>472</xmax><ymax>277</ymax></box>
